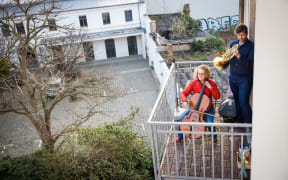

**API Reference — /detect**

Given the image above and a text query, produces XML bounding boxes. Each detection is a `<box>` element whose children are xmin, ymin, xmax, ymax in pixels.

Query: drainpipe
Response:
<box><xmin>138</xmin><ymin>0</ymin><xmax>142</xmax><ymax>28</ymax></box>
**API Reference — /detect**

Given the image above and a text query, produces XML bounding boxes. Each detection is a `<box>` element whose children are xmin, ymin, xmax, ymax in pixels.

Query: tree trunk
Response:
<box><xmin>42</xmin><ymin>138</ymin><xmax>55</xmax><ymax>153</ymax></box>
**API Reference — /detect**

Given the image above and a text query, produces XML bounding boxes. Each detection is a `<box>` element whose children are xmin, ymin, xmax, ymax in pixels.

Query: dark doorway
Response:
<box><xmin>105</xmin><ymin>39</ymin><xmax>116</xmax><ymax>58</ymax></box>
<box><xmin>83</xmin><ymin>42</ymin><xmax>95</xmax><ymax>61</ymax></box>
<box><xmin>127</xmin><ymin>36</ymin><xmax>138</xmax><ymax>55</ymax></box>
<box><xmin>18</xmin><ymin>46</ymin><xmax>37</xmax><ymax>68</ymax></box>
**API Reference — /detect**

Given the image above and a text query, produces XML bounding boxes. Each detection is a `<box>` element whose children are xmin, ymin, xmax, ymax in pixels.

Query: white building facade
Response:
<box><xmin>58</xmin><ymin>0</ymin><xmax>147</xmax><ymax>61</ymax></box>
<box><xmin>1</xmin><ymin>0</ymin><xmax>148</xmax><ymax>62</ymax></box>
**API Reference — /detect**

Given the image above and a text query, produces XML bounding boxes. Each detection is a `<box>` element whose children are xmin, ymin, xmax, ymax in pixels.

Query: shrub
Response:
<box><xmin>190</xmin><ymin>40</ymin><xmax>205</xmax><ymax>52</ymax></box>
<box><xmin>0</xmin><ymin>109</ymin><xmax>154</xmax><ymax>180</ymax></box>
<box><xmin>0</xmin><ymin>151</ymin><xmax>86</xmax><ymax>180</ymax></box>
<box><xmin>0</xmin><ymin>57</ymin><xmax>11</xmax><ymax>78</ymax></box>
<box><xmin>204</xmin><ymin>37</ymin><xmax>225</xmax><ymax>52</ymax></box>
<box><xmin>74</xmin><ymin>122</ymin><xmax>154</xmax><ymax>180</ymax></box>
<box><xmin>182</xmin><ymin>15</ymin><xmax>202</xmax><ymax>37</ymax></box>
<box><xmin>190</xmin><ymin>37</ymin><xmax>225</xmax><ymax>53</ymax></box>
<box><xmin>171</xmin><ymin>14</ymin><xmax>202</xmax><ymax>39</ymax></box>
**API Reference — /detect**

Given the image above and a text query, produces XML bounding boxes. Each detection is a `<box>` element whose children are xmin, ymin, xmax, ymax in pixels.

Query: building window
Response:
<box><xmin>1</xmin><ymin>24</ymin><xmax>10</xmax><ymax>37</ymax></box>
<box><xmin>102</xmin><ymin>12</ymin><xmax>110</xmax><ymax>25</ymax></box>
<box><xmin>48</xmin><ymin>19</ymin><xmax>57</xmax><ymax>31</ymax></box>
<box><xmin>16</xmin><ymin>22</ymin><xmax>25</xmax><ymax>34</ymax></box>
<box><xmin>79</xmin><ymin>15</ymin><xmax>88</xmax><ymax>27</ymax></box>
<box><xmin>125</xmin><ymin>10</ymin><xmax>133</xmax><ymax>22</ymax></box>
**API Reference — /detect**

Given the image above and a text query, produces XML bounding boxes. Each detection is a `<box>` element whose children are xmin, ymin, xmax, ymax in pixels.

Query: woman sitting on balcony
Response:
<box><xmin>178</xmin><ymin>64</ymin><xmax>220</xmax><ymax>143</ymax></box>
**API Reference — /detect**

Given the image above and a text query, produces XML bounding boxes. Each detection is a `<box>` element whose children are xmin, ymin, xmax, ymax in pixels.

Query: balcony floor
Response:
<box><xmin>160</xmin><ymin>108</ymin><xmax>251</xmax><ymax>180</ymax></box>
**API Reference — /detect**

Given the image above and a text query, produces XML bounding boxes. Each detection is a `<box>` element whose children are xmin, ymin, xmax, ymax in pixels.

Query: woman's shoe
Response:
<box><xmin>176</xmin><ymin>137</ymin><xmax>183</xmax><ymax>143</ymax></box>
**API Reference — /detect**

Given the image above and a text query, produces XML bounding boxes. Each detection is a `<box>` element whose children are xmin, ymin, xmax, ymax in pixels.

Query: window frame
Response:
<box><xmin>102</xmin><ymin>12</ymin><xmax>111</xmax><ymax>25</ymax></box>
<box><xmin>124</xmin><ymin>10</ymin><xmax>133</xmax><ymax>22</ymax></box>
<box><xmin>16</xmin><ymin>22</ymin><xmax>25</xmax><ymax>35</ymax></box>
<box><xmin>48</xmin><ymin>18</ymin><xmax>57</xmax><ymax>31</ymax></box>
<box><xmin>79</xmin><ymin>15</ymin><xmax>88</xmax><ymax>27</ymax></box>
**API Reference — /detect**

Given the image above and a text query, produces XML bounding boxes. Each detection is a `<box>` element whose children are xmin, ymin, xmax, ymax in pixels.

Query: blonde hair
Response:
<box><xmin>193</xmin><ymin>64</ymin><xmax>212</xmax><ymax>80</ymax></box>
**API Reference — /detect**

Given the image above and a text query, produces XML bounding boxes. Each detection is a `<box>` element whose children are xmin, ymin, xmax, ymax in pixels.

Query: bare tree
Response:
<box><xmin>0</xmin><ymin>0</ymin><xmax>113</xmax><ymax>153</ymax></box>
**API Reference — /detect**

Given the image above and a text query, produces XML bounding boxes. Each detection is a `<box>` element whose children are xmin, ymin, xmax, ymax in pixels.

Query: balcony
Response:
<box><xmin>147</xmin><ymin>61</ymin><xmax>252</xmax><ymax>180</ymax></box>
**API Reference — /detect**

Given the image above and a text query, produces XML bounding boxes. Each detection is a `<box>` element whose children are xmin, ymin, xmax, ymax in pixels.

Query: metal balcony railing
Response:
<box><xmin>147</xmin><ymin>62</ymin><xmax>252</xmax><ymax>180</ymax></box>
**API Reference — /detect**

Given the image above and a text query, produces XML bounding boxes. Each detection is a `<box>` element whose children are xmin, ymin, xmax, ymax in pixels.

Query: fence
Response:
<box><xmin>147</xmin><ymin>62</ymin><xmax>252</xmax><ymax>180</ymax></box>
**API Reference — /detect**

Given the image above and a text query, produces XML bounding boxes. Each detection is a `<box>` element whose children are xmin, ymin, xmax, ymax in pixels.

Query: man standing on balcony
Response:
<box><xmin>229</xmin><ymin>24</ymin><xmax>254</xmax><ymax>124</ymax></box>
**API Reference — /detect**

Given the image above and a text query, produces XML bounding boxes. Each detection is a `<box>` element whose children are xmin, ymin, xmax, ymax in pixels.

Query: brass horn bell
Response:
<box><xmin>213</xmin><ymin>44</ymin><xmax>239</xmax><ymax>71</ymax></box>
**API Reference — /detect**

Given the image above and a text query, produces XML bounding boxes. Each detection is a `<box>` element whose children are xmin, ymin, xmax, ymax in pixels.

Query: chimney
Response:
<box><xmin>183</xmin><ymin>4</ymin><xmax>190</xmax><ymax>16</ymax></box>
<box><xmin>167</xmin><ymin>43</ymin><xmax>173</xmax><ymax>64</ymax></box>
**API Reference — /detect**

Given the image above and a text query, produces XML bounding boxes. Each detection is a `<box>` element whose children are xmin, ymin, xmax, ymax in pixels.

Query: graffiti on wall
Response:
<box><xmin>199</xmin><ymin>15</ymin><xmax>239</xmax><ymax>31</ymax></box>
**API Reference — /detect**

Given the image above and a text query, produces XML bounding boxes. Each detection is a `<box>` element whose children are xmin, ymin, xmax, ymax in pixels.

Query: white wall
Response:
<box><xmin>93</xmin><ymin>40</ymin><xmax>107</xmax><ymax>60</ymax></box>
<box><xmin>136</xmin><ymin>35</ymin><xmax>142</xmax><ymax>55</ymax></box>
<box><xmin>146</xmin><ymin>33</ymin><xmax>169</xmax><ymax>86</ymax></box>
<box><xmin>1</xmin><ymin>0</ymin><xmax>147</xmax><ymax>40</ymax></box>
<box><xmin>189</xmin><ymin>0</ymin><xmax>238</xmax><ymax>19</ymax></box>
<box><xmin>92</xmin><ymin>36</ymin><xmax>144</xmax><ymax>60</ymax></box>
<box><xmin>115</xmin><ymin>37</ymin><xmax>129</xmax><ymax>58</ymax></box>
<box><xmin>251</xmin><ymin>0</ymin><xmax>288</xmax><ymax>180</ymax></box>
<box><xmin>146</xmin><ymin>0</ymin><xmax>239</xmax><ymax>31</ymax></box>
<box><xmin>140</xmin><ymin>33</ymin><xmax>146</xmax><ymax>58</ymax></box>
<box><xmin>146</xmin><ymin>0</ymin><xmax>185</xmax><ymax>15</ymax></box>
<box><xmin>46</xmin><ymin>1</ymin><xmax>145</xmax><ymax>37</ymax></box>
<box><xmin>190</xmin><ymin>0</ymin><xmax>239</xmax><ymax>31</ymax></box>
<box><xmin>146</xmin><ymin>0</ymin><xmax>238</xmax><ymax>17</ymax></box>
<box><xmin>1</xmin><ymin>0</ymin><xmax>148</xmax><ymax>61</ymax></box>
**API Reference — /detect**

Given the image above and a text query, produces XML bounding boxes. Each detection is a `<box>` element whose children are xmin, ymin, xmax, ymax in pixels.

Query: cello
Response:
<box><xmin>180</xmin><ymin>81</ymin><xmax>212</xmax><ymax>138</ymax></box>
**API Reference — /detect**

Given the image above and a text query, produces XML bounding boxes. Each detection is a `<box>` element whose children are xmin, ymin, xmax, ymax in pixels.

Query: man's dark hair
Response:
<box><xmin>234</xmin><ymin>23</ymin><xmax>248</xmax><ymax>34</ymax></box>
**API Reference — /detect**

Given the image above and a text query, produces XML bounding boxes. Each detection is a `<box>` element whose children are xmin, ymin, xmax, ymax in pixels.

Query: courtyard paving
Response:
<box><xmin>0</xmin><ymin>56</ymin><xmax>159</xmax><ymax>157</ymax></box>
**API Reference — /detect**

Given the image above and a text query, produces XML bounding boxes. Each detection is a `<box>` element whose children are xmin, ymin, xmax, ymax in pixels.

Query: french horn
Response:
<box><xmin>213</xmin><ymin>44</ymin><xmax>239</xmax><ymax>70</ymax></box>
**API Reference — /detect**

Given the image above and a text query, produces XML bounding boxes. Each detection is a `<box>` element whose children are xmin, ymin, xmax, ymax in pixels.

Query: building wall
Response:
<box><xmin>146</xmin><ymin>0</ymin><xmax>239</xmax><ymax>31</ymax></box>
<box><xmin>146</xmin><ymin>0</ymin><xmax>238</xmax><ymax>17</ymax></box>
<box><xmin>93</xmin><ymin>40</ymin><xmax>107</xmax><ymax>60</ymax></box>
<box><xmin>188</xmin><ymin>0</ymin><xmax>239</xmax><ymax>20</ymax></box>
<box><xmin>0</xmin><ymin>0</ymin><xmax>148</xmax><ymax>61</ymax></box>
<box><xmin>243</xmin><ymin>0</ymin><xmax>256</xmax><ymax>41</ymax></box>
<box><xmin>43</xmin><ymin>1</ymin><xmax>146</xmax><ymax>38</ymax></box>
<box><xmin>146</xmin><ymin>31</ymin><xmax>169</xmax><ymax>86</ymax></box>
<box><xmin>64</xmin><ymin>5</ymin><xmax>141</xmax><ymax>31</ymax></box>
<box><xmin>251</xmin><ymin>0</ymin><xmax>288</xmax><ymax>179</ymax></box>
<box><xmin>115</xmin><ymin>37</ymin><xmax>129</xmax><ymax>58</ymax></box>
<box><xmin>53</xmin><ymin>0</ymin><xmax>147</xmax><ymax>60</ymax></box>
<box><xmin>136</xmin><ymin>35</ymin><xmax>142</xmax><ymax>55</ymax></box>
<box><xmin>92</xmin><ymin>35</ymin><xmax>143</xmax><ymax>61</ymax></box>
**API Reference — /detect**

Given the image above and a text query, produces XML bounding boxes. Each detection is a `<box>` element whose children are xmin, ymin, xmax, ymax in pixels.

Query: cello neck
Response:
<box><xmin>194</xmin><ymin>81</ymin><xmax>206</xmax><ymax>111</ymax></box>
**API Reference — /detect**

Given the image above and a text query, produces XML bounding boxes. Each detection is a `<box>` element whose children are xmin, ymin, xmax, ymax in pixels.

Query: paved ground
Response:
<box><xmin>0</xmin><ymin>56</ymin><xmax>159</xmax><ymax>157</ymax></box>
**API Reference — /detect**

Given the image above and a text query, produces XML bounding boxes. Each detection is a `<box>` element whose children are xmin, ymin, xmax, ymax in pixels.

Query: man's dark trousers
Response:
<box><xmin>229</xmin><ymin>75</ymin><xmax>253</xmax><ymax>123</ymax></box>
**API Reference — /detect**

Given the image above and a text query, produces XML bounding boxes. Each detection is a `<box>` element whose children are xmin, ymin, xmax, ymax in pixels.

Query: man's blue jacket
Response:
<box><xmin>229</xmin><ymin>39</ymin><xmax>254</xmax><ymax>77</ymax></box>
